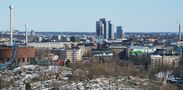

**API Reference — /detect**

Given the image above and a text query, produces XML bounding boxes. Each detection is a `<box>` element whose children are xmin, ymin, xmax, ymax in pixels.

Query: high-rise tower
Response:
<box><xmin>116</xmin><ymin>26</ymin><xmax>123</xmax><ymax>39</ymax></box>
<box><xmin>107</xmin><ymin>21</ymin><xmax>114</xmax><ymax>40</ymax></box>
<box><xmin>96</xmin><ymin>18</ymin><xmax>107</xmax><ymax>40</ymax></box>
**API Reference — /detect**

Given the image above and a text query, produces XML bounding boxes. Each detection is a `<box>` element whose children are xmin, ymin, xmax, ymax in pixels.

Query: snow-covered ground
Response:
<box><xmin>0</xmin><ymin>65</ymin><xmax>160</xmax><ymax>90</ymax></box>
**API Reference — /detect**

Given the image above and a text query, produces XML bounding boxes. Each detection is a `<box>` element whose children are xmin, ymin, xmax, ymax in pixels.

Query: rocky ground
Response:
<box><xmin>0</xmin><ymin>65</ymin><xmax>162</xmax><ymax>90</ymax></box>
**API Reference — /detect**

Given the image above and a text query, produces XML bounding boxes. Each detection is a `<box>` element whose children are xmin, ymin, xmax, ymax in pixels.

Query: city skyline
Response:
<box><xmin>0</xmin><ymin>0</ymin><xmax>183</xmax><ymax>32</ymax></box>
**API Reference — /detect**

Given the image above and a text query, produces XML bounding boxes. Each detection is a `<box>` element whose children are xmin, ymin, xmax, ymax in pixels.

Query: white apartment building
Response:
<box><xmin>66</xmin><ymin>48</ymin><xmax>82</xmax><ymax>63</ymax></box>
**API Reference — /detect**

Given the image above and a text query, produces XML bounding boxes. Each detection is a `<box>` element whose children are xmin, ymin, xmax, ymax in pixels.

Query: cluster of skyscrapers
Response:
<box><xmin>96</xmin><ymin>18</ymin><xmax>125</xmax><ymax>40</ymax></box>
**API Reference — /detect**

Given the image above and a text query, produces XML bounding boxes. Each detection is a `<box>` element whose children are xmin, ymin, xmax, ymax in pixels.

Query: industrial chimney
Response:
<box><xmin>179</xmin><ymin>24</ymin><xmax>181</xmax><ymax>41</ymax></box>
<box><xmin>25</xmin><ymin>24</ymin><xmax>28</xmax><ymax>47</ymax></box>
<box><xmin>9</xmin><ymin>5</ymin><xmax>13</xmax><ymax>46</ymax></box>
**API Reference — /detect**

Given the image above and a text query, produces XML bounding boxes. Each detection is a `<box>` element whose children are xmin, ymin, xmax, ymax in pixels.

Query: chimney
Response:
<box><xmin>25</xmin><ymin>24</ymin><xmax>28</xmax><ymax>47</ymax></box>
<box><xmin>179</xmin><ymin>24</ymin><xmax>181</xmax><ymax>41</ymax></box>
<box><xmin>9</xmin><ymin>5</ymin><xmax>13</xmax><ymax>46</ymax></box>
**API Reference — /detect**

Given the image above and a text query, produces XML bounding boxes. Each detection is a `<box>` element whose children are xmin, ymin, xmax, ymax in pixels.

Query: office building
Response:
<box><xmin>96</xmin><ymin>18</ymin><xmax>107</xmax><ymax>39</ymax></box>
<box><xmin>107</xmin><ymin>21</ymin><xmax>114</xmax><ymax>40</ymax></box>
<box><xmin>116</xmin><ymin>26</ymin><xmax>123</xmax><ymax>39</ymax></box>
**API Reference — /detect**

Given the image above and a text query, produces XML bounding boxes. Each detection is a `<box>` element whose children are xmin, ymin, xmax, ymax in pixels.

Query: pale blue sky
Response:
<box><xmin>0</xmin><ymin>0</ymin><xmax>183</xmax><ymax>32</ymax></box>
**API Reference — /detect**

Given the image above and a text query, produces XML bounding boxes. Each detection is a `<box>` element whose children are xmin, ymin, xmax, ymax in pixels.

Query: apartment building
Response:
<box><xmin>66</xmin><ymin>47</ymin><xmax>82</xmax><ymax>63</ymax></box>
<box><xmin>150</xmin><ymin>55</ymin><xmax>180</xmax><ymax>71</ymax></box>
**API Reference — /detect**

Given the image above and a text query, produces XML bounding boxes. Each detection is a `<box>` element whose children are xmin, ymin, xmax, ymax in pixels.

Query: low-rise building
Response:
<box><xmin>50</xmin><ymin>48</ymin><xmax>67</xmax><ymax>60</ymax></box>
<box><xmin>77</xmin><ymin>43</ymin><xmax>96</xmax><ymax>57</ymax></box>
<box><xmin>91</xmin><ymin>48</ymin><xmax>113</xmax><ymax>62</ymax></box>
<box><xmin>109</xmin><ymin>46</ymin><xmax>127</xmax><ymax>60</ymax></box>
<box><xmin>150</xmin><ymin>54</ymin><xmax>180</xmax><ymax>71</ymax></box>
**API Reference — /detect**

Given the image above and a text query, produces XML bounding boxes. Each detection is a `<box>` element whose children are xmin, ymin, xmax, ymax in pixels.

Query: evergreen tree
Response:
<box><xmin>65</xmin><ymin>59</ymin><xmax>71</xmax><ymax>67</ymax></box>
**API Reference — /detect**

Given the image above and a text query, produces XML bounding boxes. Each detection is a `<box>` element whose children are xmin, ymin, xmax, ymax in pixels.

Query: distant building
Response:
<box><xmin>149</xmin><ymin>48</ymin><xmax>180</xmax><ymax>71</ymax></box>
<box><xmin>116</xmin><ymin>26</ymin><xmax>123</xmax><ymax>39</ymax></box>
<box><xmin>100</xmin><ymin>18</ymin><xmax>107</xmax><ymax>39</ymax></box>
<box><xmin>77</xmin><ymin>43</ymin><xmax>96</xmax><ymax>57</ymax></box>
<box><xmin>28</xmin><ymin>42</ymin><xmax>73</xmax><ymax>48</ymax></box>
<box><xmin>96</xmin><ymin>21</ymin><xmax>101</xmax><ymax>38</ymax></box>
<box><xmin>51</xmin><ymin>35</ymin><xmax>59</xmax><ymax>41</ymax></box>
<box><xmin>50</xmin><ymin>49</ymin><xmax>67</xmax><ymax>60</ymax></box>
<box><xmin>38</xmin><ymin>37</ymin><xmax>42</xmax><ymax>42</ymax></box>
<box><xmin>150</xmin><ymin>55</ymin><xmax>180</xmax><ymax>71</ymax></box>
<box><xmin>66</xmin><ymin>37</ymin><xmax>70</xmax><ymax>42</ymax></box>
<box><xmin>107</xmin><ymin>21</ymin><xmax>114</xmax><ymax>40</ymax></box>
<box><xmin>96</xmin><ymin>18</ymin><xmax>115</xmax><ymax>40</ymax></box>
<box><xmin>70</xmin><ymin>36</ymin><xmax>80</xmax><ymax>42</ymax></box>
<box><xmin>91</xmin><ymin>48</ymin><xmax>113</xmax><ymax>62</ymax></box>
<box><xmin>177</xmin><ymin>41</ymin><xmax>183</xmax><ymax>47</ymax></box>
<box><xmin>148</xmin><ymin>38</ymin><xmax>156</xmax><ymax>43</ymax></box>
<box><xmin>122</xmin><ymin>29</ymin><xmax>125</xmax><ymax>39</ymax></box>
<box><xmin>96</xmin><ymin>18</ymin><xmax>107</xmax><ymax>40</ymax></box>
<box><xmin>30</xmin><ymin>30</ymin><xmax>35</xmax><ymax>36</ymax></box>
<box><xmin>109</xmin><ymin>45</ymin><xmax>127</xmax><ymax>60</ymax></box>
<box><xmin>66</xmin><ymin>46</ymin><xmax>82</xmax><ymax>63</ymax></box>
<box><xmin>58</xmin><ymin>35</ymin><xmax>61</xmax><ymax>40</ymax></box>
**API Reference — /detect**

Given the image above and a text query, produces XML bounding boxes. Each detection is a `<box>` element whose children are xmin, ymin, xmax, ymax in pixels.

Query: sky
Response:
<box><xmin>0</xmin><ymin>0</ymin><xmax>183</xmax><ymax>32</ymax></box>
